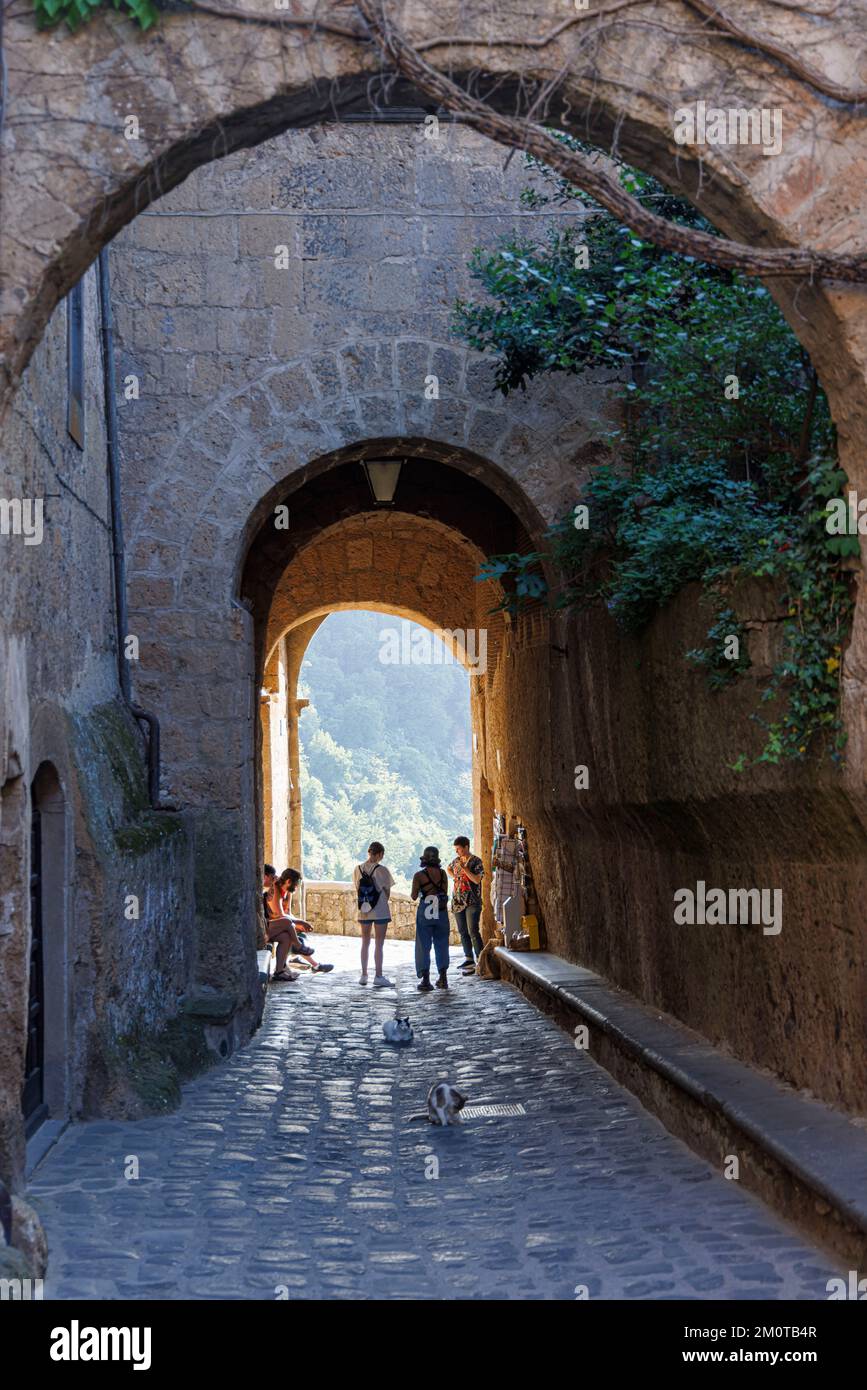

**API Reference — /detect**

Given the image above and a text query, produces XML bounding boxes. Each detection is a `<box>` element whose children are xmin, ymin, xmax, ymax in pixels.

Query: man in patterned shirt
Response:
<box><xmin>448</xmin><ymin>836</ymin><xmax>485</xmax><ymax>975</ymax></box>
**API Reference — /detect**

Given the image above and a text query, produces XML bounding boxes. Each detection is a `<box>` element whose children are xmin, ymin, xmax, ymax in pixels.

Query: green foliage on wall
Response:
<box><xmin>460</xmin><ymin>143</ymin><xmax>854</xmax><ymax>767</ymax></box>
<box><xmin>33</xmin><ymin>0</ymin><xmax>158</xmax><ymax>31</ymax></box>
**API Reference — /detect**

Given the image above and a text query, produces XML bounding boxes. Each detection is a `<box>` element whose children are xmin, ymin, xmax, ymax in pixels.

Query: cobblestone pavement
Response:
<box><xmin>30</xmin><ymin>937</ymin><xmax>842</xmax><ymax>1301</ymax></box>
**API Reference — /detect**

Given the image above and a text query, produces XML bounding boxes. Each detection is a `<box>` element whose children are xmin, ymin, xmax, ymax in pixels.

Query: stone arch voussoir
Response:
<box><xmin>6</xmin><ymin>0</ymin><xmax>867</xmax><ymax>440</ymax></box>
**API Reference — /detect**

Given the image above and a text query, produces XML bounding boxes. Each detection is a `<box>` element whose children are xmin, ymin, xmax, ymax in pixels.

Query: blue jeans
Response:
<box><xmin>415</xmin><ymin>899</ymin><xmax>451</xmax><ymax>976</ymax></box>
<box><xmin>454</xmin><ymin>900</ymin><xmax>483</xmax><ymax>961</ymax></box>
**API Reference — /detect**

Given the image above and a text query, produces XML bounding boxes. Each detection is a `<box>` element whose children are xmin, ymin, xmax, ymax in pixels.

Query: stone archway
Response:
<box><xmin>258</xmin><ymin>507</ymin><xmax>507</xmax><ymax>912</ymax></box>
<box><xmin>4</xmin><ymin>4</ymin><xmax>867</xmax><ymax>1163</ymax></box>
<box><xmin>5</xmin><ymin>1</ymin><xmax>867</xmax><ymax>448</ymax></box>
<box><xmin>127</xmin><ymin>430</ymin><xmax>541</xmax><ymax>1017</ymax></box>
<box><xmin>241</xmin><ymin>441</ymin><xmax>538</xmax><ymax>954</ymax></box>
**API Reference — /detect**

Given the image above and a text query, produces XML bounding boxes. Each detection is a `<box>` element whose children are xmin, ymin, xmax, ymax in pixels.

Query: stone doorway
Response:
<box><xmin>262</xmin><ymin>606</ymin><xmax>476</xmax><ymax>932</ymax></box>
<box><xmin>25</xmin><ymin>763</ymin><xmax>69</xmax><ymax>1150</ymax></box>
<box><xmin>244</xmin><ymin>440</ymin><xmax>547</xmax><ymax>957</ymax></box>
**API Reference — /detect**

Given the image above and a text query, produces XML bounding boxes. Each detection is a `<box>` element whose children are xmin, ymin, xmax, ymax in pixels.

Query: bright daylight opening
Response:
<box><xmin>298</xmin><ymin>609</ymin><xmax>473</xmax><ymax>895</ymax></box>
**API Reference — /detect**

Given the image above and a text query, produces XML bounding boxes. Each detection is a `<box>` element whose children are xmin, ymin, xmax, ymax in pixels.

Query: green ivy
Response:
<box><xmin>460</xmin><ymin>143</ymin><xmax>855</xmax><ymax>767</ymax></box>
<box><xmin>34</xmin><ymin>0</ymin><xmax>159</xmax><ymax>31</ymax></box>
<box><xmin>686</xmin><ymin>608</ymin><xmax>751</xmax><ymax>692</ymax></box>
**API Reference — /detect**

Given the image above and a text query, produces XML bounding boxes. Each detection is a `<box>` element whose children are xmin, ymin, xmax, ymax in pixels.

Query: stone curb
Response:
<box><xmin>496</xmin><ymin>948</ymin><xmax>867</xmax><ymax>1266</ymax></box>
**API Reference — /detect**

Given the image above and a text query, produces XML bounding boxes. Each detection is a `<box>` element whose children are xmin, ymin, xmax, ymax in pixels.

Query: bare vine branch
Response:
<box><xmin>413</xmin><ymin>1</ymin><xmax>650</xmax><ymax>53</ymax></box>
<box><xmin>180</xmin><ymin>1</ymin><xmax>365</xmax><ymax>40</ymax></box>
<box><xmin>353</xmin><ymin>0</ymin><xmax>867</xmax><ymax>284</ymax></box>
<box><xmin>682</xmin><ymin>0</ymin><xmax>867</xmax><ymax>104</ymax></box>
<box><xmin>161</xmin><ymin>1</ymin><xmax>867</xmax><ymax>109</ymax></box>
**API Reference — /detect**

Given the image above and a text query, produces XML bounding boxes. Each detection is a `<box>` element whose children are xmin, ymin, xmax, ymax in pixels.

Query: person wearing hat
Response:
<box><xmin>410</xmin><ymin>846</ymin><xmax>451</xmax><ymax>992</ymax></box>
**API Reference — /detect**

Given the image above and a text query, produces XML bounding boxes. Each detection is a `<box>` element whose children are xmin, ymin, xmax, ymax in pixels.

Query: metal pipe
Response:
<box><xmin>97</xmin><ymin>247</ymin><xmax>162</xmax><ymax>808</ymax></box>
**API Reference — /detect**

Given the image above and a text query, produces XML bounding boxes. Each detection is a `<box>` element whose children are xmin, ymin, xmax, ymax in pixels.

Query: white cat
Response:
<box><xmin>409</xmin><ymin>1081</ymin><xmax>467</xmax><ymax>1125</ymax></box>
<box><xmin>382</xmin><ymin>1014</ymin><xmax>414</xmax><ymax>1045</ymax></box>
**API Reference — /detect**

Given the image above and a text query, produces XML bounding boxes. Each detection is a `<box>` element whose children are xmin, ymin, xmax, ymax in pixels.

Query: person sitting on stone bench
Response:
<box><xmin>277</xmin><ymin>867</ymin><xmax>313</xmax><ymax>948</ymax></box>
<box><xmin>262</xmin><ymin>865</ymin><xmax>333</xmax><ymax>979</ymax></box>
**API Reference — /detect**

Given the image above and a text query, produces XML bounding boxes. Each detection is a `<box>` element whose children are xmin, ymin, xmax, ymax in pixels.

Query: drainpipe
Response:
<box><xmin>97</xmin><ymin>248</ymin><xmax>163</xmax><ymax>808</ymax></box>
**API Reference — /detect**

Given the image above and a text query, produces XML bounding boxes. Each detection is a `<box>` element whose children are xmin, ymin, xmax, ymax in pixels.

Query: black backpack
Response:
<box><xmin>419</xmin><ymin>868</ymin><xmax>448</xmax><ymax>913</ymax></box>
<box><xmin>357</xmin><ymin>865</ymin><xmax>379</xmax><ymax>912</ymax></box>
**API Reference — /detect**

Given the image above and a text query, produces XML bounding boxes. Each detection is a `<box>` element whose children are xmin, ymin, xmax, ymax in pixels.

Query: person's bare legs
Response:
<box><xmin>374</xmin><ymin>922</ymin><xmax>388</xmax><ymax>978</ymax></box>
<box><xmin>360</xmin><ymin>922</ymin><xmax>372</xmax><ymax>979</ymax></box>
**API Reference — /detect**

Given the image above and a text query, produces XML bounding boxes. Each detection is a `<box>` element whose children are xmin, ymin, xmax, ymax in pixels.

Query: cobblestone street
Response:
<box><xmin>31</xmin><ymin>938</ymin><xmax>842</xmax><ymax>1301</ymax></box>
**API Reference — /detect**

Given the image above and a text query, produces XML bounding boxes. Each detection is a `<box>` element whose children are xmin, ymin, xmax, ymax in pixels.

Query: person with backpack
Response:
<box><xmin>353</xmin><ymin>841</ymin><xmax>395</xmax><ymax>988</ymax></box>
<box><xmin>411</xmin><ymin>846</ymin><xmax>451</xmax><ymax>992</ymax></box>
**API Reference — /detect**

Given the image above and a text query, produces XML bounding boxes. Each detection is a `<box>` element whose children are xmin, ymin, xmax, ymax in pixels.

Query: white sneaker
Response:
<box><xmin>359</xmin><ymin>973</ymin><xmax>368</xmax><ymax>986</ymax></box>
<box><xmin>372</xmin><ymin>975</ymin><xmax>392</xmax><ymax>988</ymax></box>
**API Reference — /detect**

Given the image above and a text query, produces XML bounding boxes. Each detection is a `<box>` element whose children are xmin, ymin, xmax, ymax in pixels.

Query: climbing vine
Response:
<box><xmin>463</xmin><ymin>149</ymin><xmax>855</xmax><ymax>767</ymax></box>
<box><xmin>34</xmin><ymin>0</ymin><xmax>158</xmax><ymax>29</ymax></box>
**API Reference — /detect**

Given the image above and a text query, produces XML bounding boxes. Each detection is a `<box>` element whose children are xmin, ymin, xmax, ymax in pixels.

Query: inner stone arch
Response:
<box><xmin>242</xmin><ymin>442</ymin><xmax>537</xmax><ymax>947</ymax></box>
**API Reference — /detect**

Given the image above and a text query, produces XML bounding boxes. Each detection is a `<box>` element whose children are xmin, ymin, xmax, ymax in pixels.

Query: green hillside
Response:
<box><xmin>298</xmin><ymin>610</ymin><xmax>473</xmax><ymax>891</ymax></box>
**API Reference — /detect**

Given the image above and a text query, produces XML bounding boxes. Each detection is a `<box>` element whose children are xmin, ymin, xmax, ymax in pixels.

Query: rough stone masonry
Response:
<box><xmin>4</xmin><ymin>2</ymin><xmax>867</xmax><ymax>1285</ymax></box>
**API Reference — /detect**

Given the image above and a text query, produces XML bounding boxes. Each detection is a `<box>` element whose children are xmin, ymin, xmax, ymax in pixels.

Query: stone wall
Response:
<box><xmin>481</xmin><ymin>588</ymin><xmax>867</xmax><ymax>1112</ymax></box>
<box><xmin>1</xmin><ymin>264</ymin><xmax>113</xmax><ymax>1193</ymax></box>
<box><xmin>304</xmin><ymin>880</ymin><xmax>460</xmax><ymax>945</ymax></box>
<box><xmin>0</xmin><ymin>265</ymin><xmax>199</xmax><ymax>1206</ymax></box>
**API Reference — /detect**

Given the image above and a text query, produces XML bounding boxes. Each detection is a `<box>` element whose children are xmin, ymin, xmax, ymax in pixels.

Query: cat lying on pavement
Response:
<box><xmin>382</xmin><ymin>1015</ymin><xmax>414</xmax><ymax>1045</ymax></box>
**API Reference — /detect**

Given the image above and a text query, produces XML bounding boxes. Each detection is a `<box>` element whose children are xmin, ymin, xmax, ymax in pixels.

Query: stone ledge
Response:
<box><xmin>304</xmin><ymin>880</ymin><xmax>461</xmax><ymax>944</ymax></box>
<box><xmin>179</xmin><ymin>991</ymin><xmax>236</xmax><ymax>1024</ymax></box>
<box><xmin>496</xmin><ymin>947</ymin><xmax>867</xmax><ymax>1266</ymax></box>
<box><xmin>257</xmin><ymin>947</ymin><xmax>276</xmax><ymax>984</ymax></box>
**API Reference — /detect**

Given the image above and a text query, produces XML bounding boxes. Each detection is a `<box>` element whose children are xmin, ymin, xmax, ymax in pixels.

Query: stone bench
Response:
<box><xmin>496</xmin><ymin>946</ymin><xmax>867</xmax><ymax>1267</ymax></box>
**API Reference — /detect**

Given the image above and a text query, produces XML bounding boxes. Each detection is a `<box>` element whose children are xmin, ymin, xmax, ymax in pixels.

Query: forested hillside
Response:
<box><xmin>299</xmin><ymin>611</ymin><xmax>473</xmax><ymax>890</ymax></box>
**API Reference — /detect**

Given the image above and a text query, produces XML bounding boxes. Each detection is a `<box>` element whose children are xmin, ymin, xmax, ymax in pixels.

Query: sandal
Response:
<box><xmin>312</xmin><ymin>962</ymin><xmax>334</xmax><ymax>973</ymax></box>
<box><xmin>272</xmin><ymin>969</ymin><xmax>299</xmax><ymax>983</ymax></box>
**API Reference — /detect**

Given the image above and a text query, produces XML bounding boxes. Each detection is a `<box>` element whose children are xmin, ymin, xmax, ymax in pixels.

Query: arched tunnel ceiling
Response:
<box><xmin>242</xmin><ymin>446</ymin><xmax>533</xmax><ymax>660</ymax></box>
<box><xmin>263</xmin><ymin>509</ymin><xmax>505</xmax><ymax>669</ymax></box>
